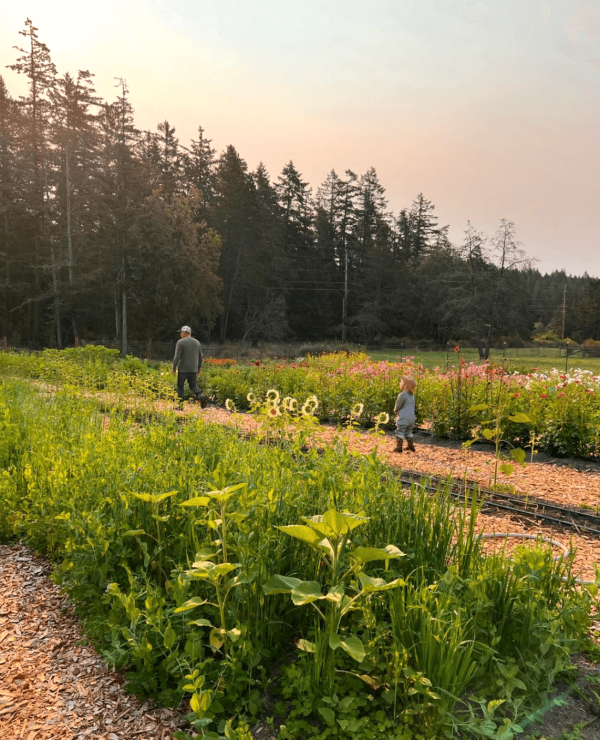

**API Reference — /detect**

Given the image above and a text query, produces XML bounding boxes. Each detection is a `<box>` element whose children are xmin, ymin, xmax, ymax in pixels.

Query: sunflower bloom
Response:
<box><xmin>351</xmin><ymin>402</ymin><xmax>364</xmax><ymax>418</ymax></box>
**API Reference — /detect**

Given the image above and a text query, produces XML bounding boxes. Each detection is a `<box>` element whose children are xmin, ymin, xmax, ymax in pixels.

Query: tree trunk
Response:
<box><xmin>115</xmin><ymin>282</ymin><xmax>121</xmax><ymax>340</ymax></box>
<box><xmin>50</xmin><ymin>244</ymin><xmax>63</xmax><ymax>349</ymax></box>
<box><xmin>65</xmin><ymin>145</ymin><xmax>79</xmax><ymax>345</ymax></box>
<box><xmin>121</xmin><ymin>271</ymin><xmax>128</xmax><ymax>357</ymax></box>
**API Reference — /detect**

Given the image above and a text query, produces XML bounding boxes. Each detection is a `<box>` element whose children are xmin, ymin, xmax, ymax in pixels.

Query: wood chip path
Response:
<box><xmin>0</xmin><ymin>544</ymin><xmax>184</xmax><ymax>740</ymax></box>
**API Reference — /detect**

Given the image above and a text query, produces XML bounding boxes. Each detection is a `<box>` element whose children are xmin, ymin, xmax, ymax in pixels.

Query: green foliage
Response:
<box><xmin>0</xmin><ymin>359</ymin><xmax>597</xmax><ymax>738</ymax></box>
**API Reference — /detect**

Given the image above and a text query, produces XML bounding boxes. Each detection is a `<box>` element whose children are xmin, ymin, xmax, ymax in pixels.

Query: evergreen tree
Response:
<box><xmin>407</xmin><ymin>193</ymin><xmax>439</xmax><ymax>262</ymax></box>
<box><xmin>49</xmin><ymin>69</ymin><xmax>102</xmax><ymax>344</ymax></box>
<box><xmin>8</xmin><ymin>19</ymin><xmax>58</xmax><ymax>344</ymax></box>
<box><xmin>276</xmin><ymin>161</ymin><xmax>320</xmax><ymax>338</ymax></box>
<box><xmin>212</xmin><ymin>145</ymin><xmax>256</xmax><ymax>343</ymax></box>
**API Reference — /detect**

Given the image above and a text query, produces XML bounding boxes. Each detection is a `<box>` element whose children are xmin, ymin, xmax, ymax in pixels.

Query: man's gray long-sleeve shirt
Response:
<box><xmin>172</xmin><ymin>336</ymin><xmax>203</xmax><ymax>373</ymax></box>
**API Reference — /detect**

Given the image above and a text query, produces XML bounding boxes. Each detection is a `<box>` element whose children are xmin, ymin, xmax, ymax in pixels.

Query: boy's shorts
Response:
<box><xmin>395</xmin><ymin>421</ymin><xmax>414</xmax><ymax>440</ymax></box>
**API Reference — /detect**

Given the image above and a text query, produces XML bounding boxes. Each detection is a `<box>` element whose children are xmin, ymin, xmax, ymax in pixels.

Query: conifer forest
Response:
<box><xmin>1</xmin><ymin>19</ymin><xmax>599</xmax><ymax>351</ymax></box>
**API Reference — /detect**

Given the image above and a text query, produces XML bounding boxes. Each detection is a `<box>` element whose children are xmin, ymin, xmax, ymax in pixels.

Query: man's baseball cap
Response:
<box><xmin>179</xmin><ymin>325</ymin><xmax>192</xmax><ymax>333</ymax></box>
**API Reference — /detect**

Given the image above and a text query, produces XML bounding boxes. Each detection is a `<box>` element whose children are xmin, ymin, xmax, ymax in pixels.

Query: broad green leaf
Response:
<box><xmin>323</xmin><ymin>509</ymin><xmax>351</xmax><ymax>537</ymax></box>
<box><xmin>154</xmin><ymin>490</ymin><xmax>178</xmax><ymax>503</ymax></box>
<box><xmin>190</xmin><ymin>693</ymin><xmax>202</xmax><ymax>715</ymax></box>
<box><xmin>209</xmin><ymin>628</ymin><xmax>224</xmax><ymax>649</ymax></box>
<box><xmin>305</xmin><ymin>511</ymin><xmax>369</xmax><ymax>539</ymax></box>
<box><xmin>122</xmin><ymin>529</ymin><xmax>146</xmax><ymax>537</ymax></box>
<box><xmin>174</xmin><ymin>597</ymin><xmax>209</xmax><ymax>613</ymax></box>
<box><xmin>227</xmin><ymin>627</ymin><xmax>241</xmax><ymax>642</ymax></box>
<box><xmin>354</xmin><ymin>674</ymin><xmax>381</xmax><ymax>689</ymax></box>
<box><xmin>482</xmin><ymin>428</ymin><xmax>495</xmax><ymax>440</ymax></box>
<box><xmin>130</xmin><ymin>492</ymin><xmax>153</xmax><ymax>503</ymax></box>
<box><xmin>190</xmin><ymin>689</ymin><xmax>213</xmax><ymax>715</ymax></box>
<box><xmin>207</xmin><ymin>483</ymin><xmax>246</xmax><ymax>503</ymax></box>
<box><xmin>276</xmin><ymin>525</ymin><xmax>324</xmax><ymax>547</ymax></box>
<box><xmin>211</xmin><ymin>562</ymin><xmax>240</xmax><ymax>577</ymax></box>
<box><xmin>263</xmin><ymin>574</ymin><xmax>303</xmax><ymax>595</ymax></box>
<box><xmin>509</xmin><ymin>412</ymin><xmax>532</xmax><ymax>424</ymax></box>
<box><xmin>296</xmin><ymin>639</ymin><xmax>316</xmax><ymax>653</ymax></box>
<box><xmin>226</xmin><ymin>571</ymin><xmax>257</xmax><ymax>589</ymax></box>
<box><xmin>188</xmin><ymin>560</ymin><xmax>217</xmax><ymax>576</ymax></box>
<box><xmin>291</xmin><ymin>581</ymin><xmax>323</xmax><ymax>605</ymax></box>
<box><xmin>487</xmin><ymin>699</ymin><xmax>505</xmax><ymax>716</ymax></box>
<box><xmin>131</xmin><ymin>490</ymin><xmax>177</xmax><ymax>504</ymax></box>
<box><xmin>359</xmin><ymin>573</ymin><xmax>406</xmax><ymax>593</ymax></box>
<box><xmin>499</xmin><ymin>462</ymin><xmax>514</xmax><ymax>476</ymax></box>
<box><xmin>163</xmin><ymin>624</ymin><xmax>176</xmax><ymax>650</ymax></box>
<box><xmin>349</xmin><ymin>544</ymin><xmax>405</xmax><ymax>563</ymax></box>
<box><xmin>180</xmin><ymin>496</ymin><xmax>210</xmax><ymax>507</ymax></box>
<box><xmin>187</xmin><ymin>618</ymin><xmax>213</xmax><ymax>628</ymax></box>
<box><xmin>318</xmin><ymin>707</ymin><xmax>335</xmax><ymax>725</ymax></box>
<box><xmin>339</xmin><ymin>635</ymin><xmax>366</xmax><ymax>663</ymax></box>
<box><xmin>509</xmin><ymin>447</ymin><xmax>527</xmax><ymax>465</ymax></box>
<box><xmin>329</xmin><ymin>633</ymin><xmax>341</xmax><ymax>650</ymax></box>
<box><xmin>151</xmin><ymin>514</ymin><xmax>170</xmax><ymax>522</ymax></box>
<box><xmin>194</xmin><ymin>548</ymin><xmax>217</xmax><ymax>561</ymax></box>
<box><xmin>469</xmin><ymin>403</ymin><xmax>489</xmax><ymax>411</ymax></box>
<box><xmin>324</xmin><ymin>584</ymin><xmax>345</xmax><ymax>603</ymax></box>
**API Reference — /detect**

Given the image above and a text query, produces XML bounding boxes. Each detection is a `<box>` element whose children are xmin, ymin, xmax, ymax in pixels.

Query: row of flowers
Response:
<box><xmin>202</xmin><ymin>353</ymin><xmax>600</xmax><ymax>458</ymax></box>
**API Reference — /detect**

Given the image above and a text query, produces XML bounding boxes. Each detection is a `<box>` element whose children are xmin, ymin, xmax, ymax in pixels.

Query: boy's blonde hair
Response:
<box><xmin>401</xmin><ymin>375</ymin><xmax>417</xmax><ymax>392</ymax></box>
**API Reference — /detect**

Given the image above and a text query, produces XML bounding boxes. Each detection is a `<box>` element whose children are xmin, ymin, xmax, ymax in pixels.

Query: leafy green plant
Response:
<box><xmin>264</xmin><ymin>509</ymin><xmax>405</xmax><ymax>688</ymax></box>
<box><xmin>465</xmin><ymin>400</ymin><xmax>532</xmax><ymax>487</ymax></box>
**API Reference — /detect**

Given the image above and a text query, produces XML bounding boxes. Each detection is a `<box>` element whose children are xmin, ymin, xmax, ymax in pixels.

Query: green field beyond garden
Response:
<box><xmin>1</xmin><ymin>349</ymin><xmax>599</xmax><ymax>739</ymax></box>
<box><xmin>366</xmin><ymin>347</ymin><xmax>600</xmax><ymax>375</ymax></box>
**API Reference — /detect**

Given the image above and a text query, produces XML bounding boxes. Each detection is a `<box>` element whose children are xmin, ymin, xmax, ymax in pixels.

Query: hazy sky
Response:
<box><xmin>2</xmin><ymin>1</ymin><xmax>599</xmax><ymax>276</ymax></box>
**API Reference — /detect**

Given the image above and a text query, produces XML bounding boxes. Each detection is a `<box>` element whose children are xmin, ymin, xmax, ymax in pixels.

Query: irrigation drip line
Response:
<box><xmin>395</xmin><ymin>470</ymin><xmax>600</xmax><ymax>538</ymax></box>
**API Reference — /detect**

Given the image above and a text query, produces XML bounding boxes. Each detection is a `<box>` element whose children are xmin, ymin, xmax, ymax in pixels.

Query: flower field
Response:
<box><xmin>1</xmin><ymin>350</ymin><xmax>599</xmax><ymax>739</ymax></box>
<box><xmin>199</xmin><ymin>352</ymin><xmax>600</xmax><ymax>459</ymax></box>
<box><xmin>1</xmin><ymin>345</ymin><xmax>599</xmax><ymax>458</ymax></box>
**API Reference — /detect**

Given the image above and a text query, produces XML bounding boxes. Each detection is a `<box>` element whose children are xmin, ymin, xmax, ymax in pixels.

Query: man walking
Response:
<box><xmin>172</xmin><ymin>326</ymin><xmax>207</xmax><ymax>408</ymax></box>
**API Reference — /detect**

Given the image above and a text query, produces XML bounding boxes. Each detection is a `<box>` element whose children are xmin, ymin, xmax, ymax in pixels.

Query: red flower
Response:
<box><xmin>541</xmin><ymin>393</ymin><xmax>548</xmax><ymax>399</ymax></box>
<box><xmin>513</xmin><ymin>393</ymin><xmax>520</xmax><ymax>398</ymax></box>
<box><xmin>558</xmin><ymin>392</ymin><xmax>566</xmax><ymax>397</ymax></box>
<box><xmin>454</xmin><ymin>345</ymin><xmax>460</xmax><ymax>353</ymax></box>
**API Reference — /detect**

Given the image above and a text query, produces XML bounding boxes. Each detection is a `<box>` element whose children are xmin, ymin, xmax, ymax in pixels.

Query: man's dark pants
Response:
<box><xmin>177</xmin><ymin>372</ymin><xmax>202</xmax><ymax>401</ymax></box>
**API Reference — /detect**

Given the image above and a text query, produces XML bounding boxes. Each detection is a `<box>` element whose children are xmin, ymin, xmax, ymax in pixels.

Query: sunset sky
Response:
<box><xmin>2</xmin><ymin>0</ymin><xmax>599</xmax><ymax>276</ymax></box>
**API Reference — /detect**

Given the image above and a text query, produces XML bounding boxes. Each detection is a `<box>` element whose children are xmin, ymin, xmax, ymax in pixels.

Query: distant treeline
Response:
<box><xmin>1</xmin><ymin>20</ymin><xmax>599</xmax><ymax>353</ymax></box>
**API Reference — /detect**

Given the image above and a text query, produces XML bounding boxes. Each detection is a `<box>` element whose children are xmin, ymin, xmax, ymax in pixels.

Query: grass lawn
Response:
<box><xmin>365</xmin><ymin>347</ymin><xmax>600</xmax><ymax>374</ymax></box>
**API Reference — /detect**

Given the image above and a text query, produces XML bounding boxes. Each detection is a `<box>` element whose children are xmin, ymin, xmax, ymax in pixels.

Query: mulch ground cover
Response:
<box><xmin>0</xmin><ymin>544</ymin><xmax>185</xmax><ymax>740</ymax></box>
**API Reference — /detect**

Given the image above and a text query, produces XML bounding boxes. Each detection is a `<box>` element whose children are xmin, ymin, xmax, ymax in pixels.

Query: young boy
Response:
<box><xmin>394</xmin><ymin>376</ymin><xmax>416</xmax><ymax>453</ymax></box>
